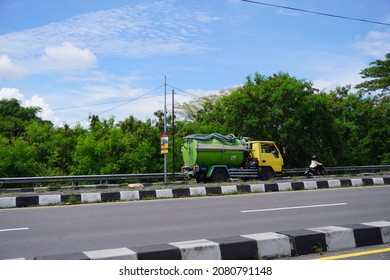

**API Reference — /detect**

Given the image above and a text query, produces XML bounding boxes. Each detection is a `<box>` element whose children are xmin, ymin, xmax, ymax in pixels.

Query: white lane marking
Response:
<box><xmin>0</xmin><ymin>227</ymin><xmax>29</xmax><ymax>232</ymax></box>
<box><xmin>241</xmin><ymin>202</ymin><xmax>348</xmax><ymax>213</ymax></box>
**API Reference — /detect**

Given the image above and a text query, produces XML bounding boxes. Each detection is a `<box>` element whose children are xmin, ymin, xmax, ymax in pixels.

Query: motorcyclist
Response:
<box><xmin>310</xmin><ymin>155</ymin><xmax>321</xmax><ymax>169</ymax></box>
<box><xmin>306</xmin><ymin>155</ymin><xmax>325</xmax><ymax>176</ymax></box>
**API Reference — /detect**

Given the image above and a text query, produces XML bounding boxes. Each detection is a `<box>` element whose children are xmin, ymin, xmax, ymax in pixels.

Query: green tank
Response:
<box><xmin>181</xmin><ymin>133</ymin><xmax>247</xmax><ymax>168</ymax></box>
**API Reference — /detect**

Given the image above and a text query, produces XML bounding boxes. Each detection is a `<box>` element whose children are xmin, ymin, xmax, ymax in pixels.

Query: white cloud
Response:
<box><xmin>6</xmin><ymin>2</ymin><xmax>26</xmax><ymax>9</ymax></box>
<box><xmin>312</xmin><ymin>62</ymin><xmax>365</xmax><ymax>91</ymax></box>
<box><xmin>81</xmin><ymin>83</ymin><xmax>145</xmax><ymax>101</ymax></box>
<box><xmin>24</xmin><ymin>95</ymin><xmax>61</xmax><ymax>125</ymax></box>
<box><xmin>365</xmin><ymin>31</ymin><xmax>390</xmax><ymax>40</ymax></box>
<box><xmin>38</xmin><ymin>42</ymin><xmax>97</xmax><ymax>72</ymax></box>
<box><xmin>306</xmin><ymin>31</ymin><xmax>390</xmax><ymax>91</ymax></box>
<box><xmin>0</xmin><ymin>42</ymin><xmax>96</xmax><ymax>79</ymax></box>
<box><xmin>351</xmin><ymin>31</ymin><xmax>390</xmax><ymax>57</ymax></box>
<box><xmin>194</xmin><ymin>12</ymin><xmax>220</xmax><ymax>23</ymax></box>
<box><xmin>0</xmin><ymin>87</ymin><xmax>60</xmax><ymax>125</ymax></box>
<box><xmin>275</xmin><ymin>49</ymin><xmax>367</xmax><ymax>91</ymax></box>
<box><xmin>310</xmin><ymin>55</ymin><xmax>365</xmax><ymax>91</ymax></box>
<box><xmin>0</xmin><ymin>55</ymin><xmax>25</xmax><ymax>80</ymax></box>
<box><xmin>313</xmin><ymin>72</ymin><xmax>362</xmax><ymax>92</ymax></box>
<box><xmin>0</xmin><ymin>87</ymin><xmax>24</xmax><ymax>100</ymax></box>
<box><xmin>0</xmin><ymin>2</ymin><xmax>210</xmax><ymax>59</ymax></box>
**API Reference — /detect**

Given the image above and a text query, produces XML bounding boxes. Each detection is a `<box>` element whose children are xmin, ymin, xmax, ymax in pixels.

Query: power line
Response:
<box><xmin>167</xmin><ymin>84</ymin><xmax>204</xmax><ymax>99</ymax></box>
<box><xmin>52</xmin><ymin>87</ymin><xmax>163</xmax><ymax>111</ymax></box>
<box><xmin>56</xmin><ymin>85</ymin><xmax>204</xmax><ymax>115</ymax></box>
<box><xmin>240</xmin><ymin>0</ymin><xmax>390</xmax><ymax>26</ymax></box>
<box><xmin>68</xmin><ymin>85</ymin><xmax>164</xmax><ymax>126</ymax></box>
<box><xmin>45</xmin><ymin>84</ymin><xmax>206</xmax><ymax>126</ymax></box>
<box><xmin>52</xmin><ymin>100</ymin><xmax>129</xmax><ymax>111</ymax></box>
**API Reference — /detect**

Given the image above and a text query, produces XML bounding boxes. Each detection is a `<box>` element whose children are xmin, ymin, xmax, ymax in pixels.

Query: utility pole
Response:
<box><xmin>171</xmin><ymin>89</ymin><xmax>175</xmax><ymax>180</ymax></box>
<box><xmin>163</xmin><ymin>75</ymin><xmax>167</xmax><ymax>184</ymax></box>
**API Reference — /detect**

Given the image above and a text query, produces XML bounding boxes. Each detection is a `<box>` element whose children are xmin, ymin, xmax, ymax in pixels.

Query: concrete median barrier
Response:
<box><xmin>29</xmin><ymin>220</ymin><xmax>390</xmax><ymax>260</ymax></box>
<box><xmin>1</xmin><ymin>176</ymin><xmax>389</xmax><ymax>209</ymax></box>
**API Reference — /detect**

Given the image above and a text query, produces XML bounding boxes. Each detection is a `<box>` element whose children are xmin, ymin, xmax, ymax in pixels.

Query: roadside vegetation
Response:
<box><xmin>1</xmin><ymin>54</ymin><xmax>389</xmax><ymax>179</ymax></box>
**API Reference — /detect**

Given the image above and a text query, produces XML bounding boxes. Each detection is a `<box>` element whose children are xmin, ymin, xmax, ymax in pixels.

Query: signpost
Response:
<box><xmin>163</xmin><ymin>76</ymin><xmax>167</xmax><ymax>183</ymax></box>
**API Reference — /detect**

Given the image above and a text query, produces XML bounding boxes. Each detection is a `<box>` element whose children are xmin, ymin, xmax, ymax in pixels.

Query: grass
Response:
<box><xmin>312</xmin><ymin>243</ymin><xmax>324</xmax><ymax>255</ymax></box>
<box><xmin>64</xmin><ymin>194</ymin><xmax>80</xmax><ymax>205</ymax></box>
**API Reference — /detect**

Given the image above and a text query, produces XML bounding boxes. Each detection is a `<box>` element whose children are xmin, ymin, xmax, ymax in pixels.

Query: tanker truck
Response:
<box><xmin>181</xmin><ymin>133</ymin><xmax>283</xmax><ymax>183</ymax></box>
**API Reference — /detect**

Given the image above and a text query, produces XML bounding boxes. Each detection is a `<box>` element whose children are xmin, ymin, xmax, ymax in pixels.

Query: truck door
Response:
<box><xmin>258</xmin><ymin>142</ymin><xmax>283</xmax><ymax>172</ymax></box>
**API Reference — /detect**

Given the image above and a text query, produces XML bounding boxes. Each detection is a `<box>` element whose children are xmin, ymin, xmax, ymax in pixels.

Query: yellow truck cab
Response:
<box><xmin>249</xmin><ymin>141</ymin><xmax>284</xmax><ymax>180</ymax></box>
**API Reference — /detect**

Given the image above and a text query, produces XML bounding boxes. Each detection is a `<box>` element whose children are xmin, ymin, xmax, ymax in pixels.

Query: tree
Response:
<box><xmin>2</xmin><ymin>61</ymin><xmax>389</xmax><ymax>179</ymax></box>
<box><xmin>0</xmin><ymin>136</ymin><xmax>41</xmax><ymax>177</ymax></box>
<box><xmin>177</xmin><ymin>72</ymin><xmax>352</xmax><ymax>167</ymax></box>
<box><xmin>355</xmin><ymin>53</ymin><xmax>390</xmax><ymax>96</ymax></box>
<box><xmin>0</xmin><ymin>98</ymin><xmax>47</xmax><ymax>139</ymax></box>
<box><xmin>354</xmin><ymin>54</ymin><xmax>390</xmax><ymax>164</ymax></box>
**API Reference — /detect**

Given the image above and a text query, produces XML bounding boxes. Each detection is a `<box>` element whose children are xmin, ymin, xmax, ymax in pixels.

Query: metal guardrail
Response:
<box><xmin>0</xmin><ymin>173</ymin><xmax>184</xmax><ymax>187</ymax></box>
<box><xmin>0</xmin><ymin>165</ymin><xmax>389</xmax><ymax>187</ymax></box>
<box><xmin>283</xmin><ymin>165</ymin><xmax>390</xmax><ymax>175</ymax></box>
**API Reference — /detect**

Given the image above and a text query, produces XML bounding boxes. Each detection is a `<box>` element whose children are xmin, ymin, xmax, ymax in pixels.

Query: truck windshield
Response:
<box><xmin>261</xmin><ymin>143</ymin><xmax>279</xmax><ymax>158</ymax></box>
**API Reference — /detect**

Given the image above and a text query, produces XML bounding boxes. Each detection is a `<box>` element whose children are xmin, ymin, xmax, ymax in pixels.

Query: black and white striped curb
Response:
<box><xmin>1</xmin><ymin>177</ymin><xmax>389</xmax><ymax>208</ymax></box>
<box><xmin>20</xmin><ymin>220</ymin><xmax>388</xmax><ymax>260</ymax></box>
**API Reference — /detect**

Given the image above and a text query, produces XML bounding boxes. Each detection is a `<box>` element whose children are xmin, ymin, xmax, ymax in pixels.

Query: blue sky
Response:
<box><xmin>0</xmin><ymin>0</ymin><xmax>389</xmax><ymax>127</ymax></box>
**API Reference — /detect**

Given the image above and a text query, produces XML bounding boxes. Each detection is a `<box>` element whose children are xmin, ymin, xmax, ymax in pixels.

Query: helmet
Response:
<box><xmin>312</xmin><ymin>155</ymin><xmax>317</xmax><ymax>160</ymax></box>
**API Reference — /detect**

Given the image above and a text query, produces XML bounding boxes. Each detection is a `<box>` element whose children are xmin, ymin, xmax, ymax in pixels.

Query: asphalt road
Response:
<box><xmin>1</xmin><ymin>185</ymin><xmax>389</xmax><ymax>260</ymax></box>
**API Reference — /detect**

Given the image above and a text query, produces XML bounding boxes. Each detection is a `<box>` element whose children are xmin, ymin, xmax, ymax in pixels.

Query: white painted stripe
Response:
<box><xmin>351</xmin><ymin>178</ymin><xmax>363</xmax><ymax>187</ymax></box>
<box><xmin>221</xmin><ymin>185</ymin><xmax>237</xmax><ymax>194</ymax></box>
<box><xmin>303</xmin><ymin>181</ymin><xmax>318</xmax><ymax>190</ymax></box>
<box><xmin>39</xmin><ymin>194</ymin><xmax>61</xmax><ymax>206</ymax></box>
<box><xmin>156</xmin><ymin>189</ymin><xmax>173</xmax><ymax>198</ymax></box>
<box><xmin>328</xmin><ymin>180</ymin><xmax>341</xmax><ymax>188</ymax></box>
<box><xmin>0</xmin><ymin>197</ymin><xmax>16</xmax><ymax>208</ymax></box>
<box><xmin>310</xmin><ymin>226</ymin><xmax>356</xmax><ymax>251</ymax></box>
<box><xmin>120</xmin><ymin>191</ymin><xmax>140</xmax><ymax>200</ymax></box>
<box><xmin>170</xmin><ymin>239</ymin><xmax>221</xmax><ymax>260</ymax></box>
<box><xmin>242</xmin><ymin>232</ymin><xmax>291</xmax><ymax>258</ymax></box>
<box><xmin>373</xmin><ymin>178</ymin><xmax>384</xmax><ymax>185</ymax></box>
<box><xmin>277</xmin><ymin>182</ymin><xmax>292</xmax><ymax>191</ymax></box>
<box><xmin>240</xmin><ymin>202</ymin><xmax>348</xmax><ymax>213</ymax></box>
<box><xmin>81</xmin><ymin>193</ymin><xmax>101</xmax><ymax>203</ymax></box>
<box><xmin>0</xmin><ymin>227</ymin><xmax>29</xmax><ymax>232</ymax></box>
<box><xmin>250</xmin><ymin>183</ymin><xmax>265</xmax><ymax>192</ymax></box>
<box><xmin>84</xmin><ymin>247</ymin><xmax>137</xmax><ymax>260</ymax></box>
<box><xmin>189</xmin><ymin>187</ymin><xmax>207</xmax><ymax>196</ymax></box>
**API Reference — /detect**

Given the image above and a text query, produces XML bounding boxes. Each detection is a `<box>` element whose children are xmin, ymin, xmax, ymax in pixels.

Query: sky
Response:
<box><xmin>0</xmin><ymin>0</ymin><xmax>389</xmax><ymax>127</ymax></box>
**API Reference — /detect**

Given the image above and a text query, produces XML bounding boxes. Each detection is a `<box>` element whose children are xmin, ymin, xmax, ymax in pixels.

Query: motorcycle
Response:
<box><xmin>305</xmin><ymin>162</ymin><xmax>326</xmax><ymax>177</ymax></box>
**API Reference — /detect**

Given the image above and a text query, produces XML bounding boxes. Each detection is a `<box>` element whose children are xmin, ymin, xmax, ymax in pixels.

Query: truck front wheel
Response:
<box><xmin>259</xmin><ymin>167</ymin><xmax>274</xmax><ymax>181</ymax></box>
<box><xmin>211</xmin><ymin>168</ymin><xmax>228</xmax><ymax>182</ymax></box>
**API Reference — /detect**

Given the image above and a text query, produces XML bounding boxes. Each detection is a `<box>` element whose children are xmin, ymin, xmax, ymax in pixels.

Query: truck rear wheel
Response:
<box><xmin>211</xmin><ymin>168</ymin><xmax>228</xmax><ymax>182</ymax></box>
<box><xmin>259</xmin><ymin>167</ymin><xmax>274</xmax><ymax>181</ymax></box>
<box><xmin>195</xmin><ymin>173</ymin><xmax>207</xmax><ymax>183</ymax></box>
